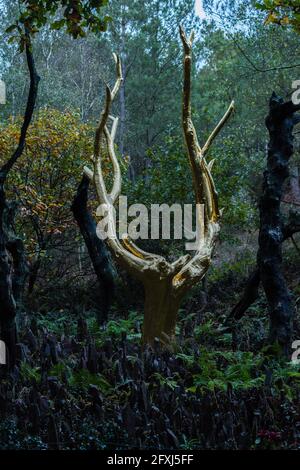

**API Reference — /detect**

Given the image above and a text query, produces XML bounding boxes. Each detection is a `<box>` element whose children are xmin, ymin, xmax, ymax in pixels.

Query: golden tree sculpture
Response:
<box><xmin>83</xmin><ymin>27</ymin><xmax>234</xmax><ymax>345</ymax></box>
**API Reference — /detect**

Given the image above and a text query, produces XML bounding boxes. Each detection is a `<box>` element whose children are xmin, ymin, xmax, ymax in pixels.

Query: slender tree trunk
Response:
<box><xmin>71</xmin><ymin>175</ymin><xmax>115</xmax><ymax>323</ymax></box>
<box><xmin>0</xmin><ymin>32</ymin><xmax>39</xmax><ymax>367</ymax></box>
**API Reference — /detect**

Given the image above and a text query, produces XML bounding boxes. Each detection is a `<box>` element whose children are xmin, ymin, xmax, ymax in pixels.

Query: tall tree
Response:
<box><xmin>0</xmin><ymin>31</ymin><xmax>39</xmax><ymax>366</ymax></box>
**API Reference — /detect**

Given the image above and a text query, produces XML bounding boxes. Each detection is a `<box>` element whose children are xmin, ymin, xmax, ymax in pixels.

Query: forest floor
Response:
<box><xmin>0</xmin><ymin>243</ymin><xmax>300</xmax><ymax>450</ymax></box>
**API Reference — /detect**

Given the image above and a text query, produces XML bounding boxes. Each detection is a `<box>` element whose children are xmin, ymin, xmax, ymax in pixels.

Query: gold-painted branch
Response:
<box><xmin>104</xmin><ymin>124</ymin><xmax>121</xmax><ymax>204</ymax></box>
<box><xmin>202</xmin><ymin>101</ymin><xmax>235</xmax><ymax>157</ymax></box>
<box><xmin>94</xmin><ymin>86</ymin><xmax>112</xmax><ymax>161</ymax></box>
<box><xmin>111</xmin><ymin>53</ymin><xmax>123</xmax><ymax>101</ymax></box>
<box><xmin>109</xmin><ymin>115</ymin><xmax>119</xmax><ymax>142</ymax></box>
<box><xmin>121</xmin><ymin>235</ymin><xmax>164</xmax><ymax>262</ymax></box>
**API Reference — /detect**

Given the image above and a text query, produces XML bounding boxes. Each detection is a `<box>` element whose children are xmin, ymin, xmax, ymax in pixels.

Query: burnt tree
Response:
<box><xmin>0</xmin><ymin>32</ymin><xmax>40</xmax><ymax>366</ymax></box>
<box><xmin>71</xmin><ymin>175</ymin><xmax>115</xmax><ymax>323</ymax></box>
<box><xmin>229</xmin><ymin>93</ymin><xmax>300</xmax><ymax>351</ymax></box>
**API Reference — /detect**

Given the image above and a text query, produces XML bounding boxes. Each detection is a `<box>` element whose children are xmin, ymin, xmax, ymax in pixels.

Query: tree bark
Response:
<box><xmin>259</xmin><ymin>93</ymin><xmax>300</xmax><ymax>348</ymax></box>
<box><xmin>71</xmin><ymin>175</ymin><xmax>115</xmax><ymax>323</ymax></box>
<box><xmin>283</xmin><ymin>165</ymin><xmax>300</xmax><ymax>205</ymax></box>
<box><xmin>0</xmin><ymin>32</ymin><xmax>39</xmax><ymax>367</ymax></box>
<box><xmin>229</xmin><ymin>93</ymin><xmax>300</xmax><ymax>351</ymax></box>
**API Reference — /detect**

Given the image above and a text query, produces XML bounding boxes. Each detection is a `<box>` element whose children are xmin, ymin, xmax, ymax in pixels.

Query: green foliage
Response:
<box><xmin>188</xmin><ymin>349</ymin><xmax>265</xmax><ymax>392</ymax></box>
<box><xmin>7</xmin><ymin>0</ymin><xmax>111</xmax><ymax>43</ymax></box>
<box><xmin>48</xmin><ymin>362</ymin><xmax>113</xmax><ymax>394</ymax></box>
<box><xmin>20</xmin><ymin>362</ymin><xmax>41</xmax><ymax>383</ymax></box>
<box><xmin>0</xmin><ymin>109</ymin><xmax>94</xmax><ymax>295</ymax></box>
<box><xmin>180</xmin><ymin>341</ymin><xmax>300</xmax><ymax>396</ymax></box>
<box><xmin>48</xmin><ymin>357</ymin><xmax>114</xmax><ymax>393</ymax></box>
<box><xmin>256</xmin><ymin>0</ymin><xmax>300</xmax><ymax>34</ymax></box>
<box><xmin>152</xmin><ymin>373</ymin><xmax>180</xmax><ymax>391</ymax></box>
<box><xmin>69</xmin><ymin>369</ymin><xmax>112</xmax><ymax>393</ymax></box>
<box><xmin>49</xmin><ymin>361</ymin><xmax>73</xmax><ymax>381</ymax></box>
<box><xmin>192</xmin><ymin>318</ymin><xmax>232</xmax><ymax>346</ymax></box>
<box><xmin>37</xmin><ymin>311</ymin><xmax>77</xmax><ymax>336</ymax></box>
<box><xmin>208</xmin><ymin>136</ymin><xmax>260</xmax><ymax>229</ymax></box>
<box><xmin>88</xmin><ymin>311</ymin><xmax>142</xmax><ymax>341</ymax></box>
<box><xmin>124</xmin><ymin>137</ymin><xmax>191</xmax><ymax>207</ymax></box>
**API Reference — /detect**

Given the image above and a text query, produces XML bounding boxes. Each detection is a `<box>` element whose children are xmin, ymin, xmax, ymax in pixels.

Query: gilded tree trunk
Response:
<box><xmin>142</xmin><ymin>281</ymin><xmax>183</xmax><ymax>345</ymax></box>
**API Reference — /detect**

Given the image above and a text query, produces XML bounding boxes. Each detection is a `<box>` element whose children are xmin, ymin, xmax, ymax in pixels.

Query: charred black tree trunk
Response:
<box><xmin>0</xmin><ymin>33</ymin><xmax>39</xmax><ymax>367</ymax></box>
<box><xmin>259</xmin><ymin>93</ymin><xmax>300</xmax><ymax>347</ymax></box>
<box><xmin>71</xmin><ymin>175</ymin><xmax>115</xmax><ymax>323</ymax></box>
<box><xmin>228</xmin><ymin>93</ymin><xmax>300</xmax><ymax>351</ymax></box>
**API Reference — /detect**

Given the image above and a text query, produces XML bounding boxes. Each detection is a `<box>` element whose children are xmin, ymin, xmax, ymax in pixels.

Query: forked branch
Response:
<box><xmin>179</xmin><ymin>26</ymin><xmax>234</xmax><ymax>228</ymax></box>
<box><xmin>172</xmin><ymin>27</ymin><xmax>234</xmax><ymax>293</ymax></box>
<box><xmin>83</xmin><ymin>28</ymin><xmax>234</xmax><ymax>344</ymax></box>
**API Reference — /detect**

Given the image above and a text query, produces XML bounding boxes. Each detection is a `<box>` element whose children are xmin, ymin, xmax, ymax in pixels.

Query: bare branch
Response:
<box><xmin>87</xmin><ymin>53</ymin><xmax>157</xmax><ymax>278</ymax></box>
<box><xmin>83</xmin><ymin>166</ymin><xmax>93</xmax><ymax>181</ymax></box>
<box><xmin>83</xmin><ymin>116</ymin><xmax>121</xmax><ymax>189</ymax></box>
<box><xmin>207</xmin><ymin>159</ymin><xmax>215</xmax><ymax>172</ymax></box>
<box><xmin>92</xmin><ymin>53</ymin><xmax>123</xmax><ymax>205</ymax></box>
<box><xmin>172</xmin><ymin>26</ymin><xmax>234</xmax><ymax>291</ymax></box>
<box><xmin>109</xmin><ymin>115</ymin><xmax>119</xmax><ymax>142</ymax></box>
<box><xmin>94</xmin><ymin>85</ymin><xmax>112</xmax><ymax>163</ymax></box>
<box><xmin>121</xmin><ymin>235</ymin><xmax>164</xmax><ymax>263</ymax></box>
<box><xmin>111</xmin><ymin>53</ymin><xmax>123</xmax><ymax>101</ymax></box>
<box><xmin>179</xmin><ymin>26</ymin><xmax>202</xmax><ymax>168</ymax></box>
<box><xmin>103</xmin><ymin>125</ymin><xmax>121</xmax><ymax>203</ymax></box>
<box><xmin>202</xmin><ymin>101</ymin><xmax>235</xmax><ymax>157</ymax></box>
